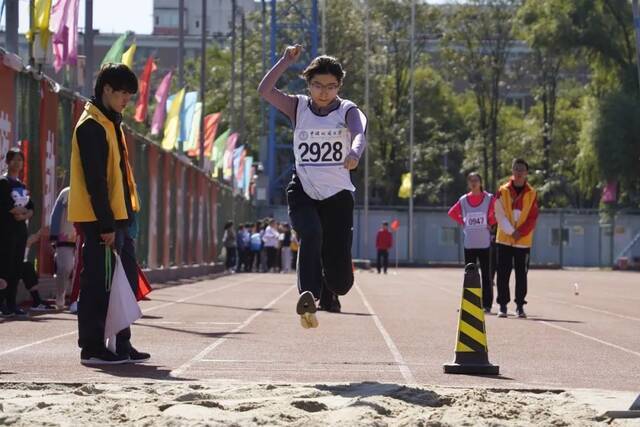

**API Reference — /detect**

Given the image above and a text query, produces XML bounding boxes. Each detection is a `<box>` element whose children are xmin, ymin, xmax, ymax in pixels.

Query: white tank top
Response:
<box><xmin>460</xmin><ymin>191</ymin><xmax>493</xmax><ymax>249</ymax></box>
<box><xmin>293</xmin><ymin>95</ymin><xmax>356</xmax><ymax>200</ymax></box>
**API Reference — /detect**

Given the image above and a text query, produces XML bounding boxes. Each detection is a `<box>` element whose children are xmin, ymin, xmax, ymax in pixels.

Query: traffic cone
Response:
<box><xmin>444</xmin><ymin>263</ymin><xmax>499</xmax><ymax>375</ymax></box>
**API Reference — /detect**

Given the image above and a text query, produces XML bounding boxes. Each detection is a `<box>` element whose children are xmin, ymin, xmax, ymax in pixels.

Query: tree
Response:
<box><xmin>441</xmin><ymin>0</ymin><xmax>521</xmax><ymax>192</ymax></box>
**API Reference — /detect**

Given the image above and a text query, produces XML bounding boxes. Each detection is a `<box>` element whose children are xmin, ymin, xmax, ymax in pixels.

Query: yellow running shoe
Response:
<box><xmin>296</xmin><ymin>291</ymin><xmax>318</xmax><ymax>329</ymax></box>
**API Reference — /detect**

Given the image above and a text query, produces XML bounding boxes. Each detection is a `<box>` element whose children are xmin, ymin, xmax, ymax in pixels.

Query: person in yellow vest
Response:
<box><xmin>494</xmin><ymin>158</ymin><xmax>539</xmax><ymax>319</ymax></box>
<box><xmin>68</xmin><ymin>64</ymin><xmax>149</xmax><ymax>365</ymax></box>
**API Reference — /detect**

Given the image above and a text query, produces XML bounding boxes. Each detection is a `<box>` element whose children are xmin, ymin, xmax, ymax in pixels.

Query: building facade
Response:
<box><xmin>153</xmin><ymin>0</ymin><xmax>259</xmax><ymax>36</ymax></box>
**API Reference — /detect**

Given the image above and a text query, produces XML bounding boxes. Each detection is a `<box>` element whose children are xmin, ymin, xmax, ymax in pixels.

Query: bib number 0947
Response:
<box><xmin>298</xmin><ymin>141</ymin><xmax>344</xmax><ymax>163</ymax></box>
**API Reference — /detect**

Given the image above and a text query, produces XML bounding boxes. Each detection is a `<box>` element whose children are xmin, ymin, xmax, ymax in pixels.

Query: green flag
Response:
<box><xmin>211</xmin><ymin>129</ymin><xmax>230</xmax><ymax>177</ymax></box>
<box><xmin>101</xmin><ymin>33</ymin><xmax>130</xmax><ymax>66</ymax></box>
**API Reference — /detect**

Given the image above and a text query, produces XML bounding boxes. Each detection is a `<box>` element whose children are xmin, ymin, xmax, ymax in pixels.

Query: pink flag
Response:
<box><xmin>224</xmin><ymin>132</ymin><xmax>239</xmax><ymax>169</ymax></box>
<box><xmin>602</xmin><ymin>181</ymin><xmax>617</xmax><ymax>204</ymax></box>
<box><xmin>50</xmin><ymin>0</ymin><xmax>80</xmax><ymax>73</ymax></box>
<box><xmin>151</xmin><ymin>71</ymin><xmax>173</xmax><ymax>135</ymax></box>
<box><xmin>235</xmin><ymin>148</ymin><xmax>246</xmax><ymax>184</ymax></box>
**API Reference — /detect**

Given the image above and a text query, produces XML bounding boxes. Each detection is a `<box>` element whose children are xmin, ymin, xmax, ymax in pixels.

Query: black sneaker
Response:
<box><xmin>127</xmin><ymin>347</ymin><xmax>151</xmax><ymax>363</ymax></box>
<box><xmin>318</xmin><ymin>293</ymin><xmax>341</xmax><ymax>313</ymax></box>
<box><xmin>296</xmin><ymin>291</ymin><xmax>318</xmax><ymax>329</ymax></box>
<box><xmin>497</xmin><ymin>305</ymin><xmax>508</xmax><ymax>318</ymax></box>
<box><xmin>0</xmin><ymin>307</ymin><xmax>15</xmax><ymax>318</ymax></box>
<box><xmin>13</xmin><ymin>307</ymin><xmax>28</xmax><ymax>318</ymax></box>
<box><xmin>81</xmin><ymin>349</ymin><xmax>130</xmax><ymax>365</ymax></box>
<box><xmin>327</xmin><ymin>296</ymin><xmax>342</xmax><ymax>313</ymax></box>
<box><xmin>516</xmin><ymin>306</ymin><xmax>527</xmax><ymax>318</ymax></box>
<box><xmin>31</xmin><ymin>303</ymin><xmax>57</xmax><ymax>312</ymax></box>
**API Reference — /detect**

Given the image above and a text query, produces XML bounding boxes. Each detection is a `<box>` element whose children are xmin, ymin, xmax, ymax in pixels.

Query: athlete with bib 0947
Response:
<box><xmin>258</xmin><ymin>44</ymin><xmax>368</xmax><ymax>329</ymax></box>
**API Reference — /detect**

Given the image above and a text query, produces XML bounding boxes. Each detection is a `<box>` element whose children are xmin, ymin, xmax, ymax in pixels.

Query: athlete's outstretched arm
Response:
<box><xmin>257</xmin><ymin>45</ymin><xmax>301</xmax><ymax>124</ymax></box>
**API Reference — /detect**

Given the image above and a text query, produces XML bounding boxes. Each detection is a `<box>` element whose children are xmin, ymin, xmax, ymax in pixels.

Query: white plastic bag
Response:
<box><xmin>104</xmin><ymin>252</ymin><xmax>142</xmax><ymax>353</ymax></box>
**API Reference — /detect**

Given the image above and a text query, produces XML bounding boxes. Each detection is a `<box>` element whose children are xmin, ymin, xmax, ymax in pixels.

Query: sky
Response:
<box><xmin>1</xmin><ymin>0</ymin><xmax>154</xmax><ymax>34</ymax></box>
<box><xmin>1</xmin><ymin>0</ymin><xmax>453</xmax><ymax>35</ymax></box>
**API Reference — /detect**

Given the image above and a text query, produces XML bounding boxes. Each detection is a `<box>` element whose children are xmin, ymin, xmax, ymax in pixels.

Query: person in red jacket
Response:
<box><xmin>376</xmin><ymin>222</ymin><xmax>393</xmax><ymax>274</ymax></box>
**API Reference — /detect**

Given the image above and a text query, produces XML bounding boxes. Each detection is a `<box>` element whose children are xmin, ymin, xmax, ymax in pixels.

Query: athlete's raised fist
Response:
<box><xmin>283</xmin><ymin>44</ymin><xmax>303</xmax><ymax>62</ymax></box>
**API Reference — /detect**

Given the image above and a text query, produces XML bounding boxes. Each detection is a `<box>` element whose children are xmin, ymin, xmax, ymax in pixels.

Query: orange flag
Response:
<box><xmin>189</xmin><ymin>112</ymin><xmax>221</xmax><ymax>158</ymax></box>
<box><xmin>135</xmin><ymin>265</ymin><xmax>152</xmax><ymax>301</ymax></box>
<box><xmin>134</xmin><ymin>56</ymin><xmax>157</xmax><ymax>123</ymax></box>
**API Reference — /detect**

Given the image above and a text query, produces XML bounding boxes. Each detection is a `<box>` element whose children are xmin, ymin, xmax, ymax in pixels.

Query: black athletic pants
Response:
<box><xmin>287</xmin><ymin>175</ymin><xmax>354</xmax><ymax>300</ymax></box>
<box><xmin>248</xmin><ymin>250</ymin><xmax>261</xmax><ymax>272</ymax></box>
<box><xmin>464</xmin><ymin>248</ymin><xmax>493</xmax><ymax>310</ymax></box>
<box><xmin>0</xmin><ymin>224</ymin><xmax>27</xmax><ymax>311</ymax></box>
<box><xmin>225</xmin><ymin>247</ymin><xmax>237</xmax><ymax>270</ymax></box>
<box><xmin>266</xmin><ymin>247</ymin><xmax>278</xmax><ymax>271</ymax></box>
<box><xmin>377</xmin><ymin>250</ymin><xmax>389</xmax><ymax>274</ymax></box>
<box><xmin>496</xmin><ymin>243</ymin><xmax>530</xmax><ymax>307</ymax></box>
<box><xmin>77</xmin><ymin>222</ymin><xmax>138</xmax><ymax>355</ymax></box>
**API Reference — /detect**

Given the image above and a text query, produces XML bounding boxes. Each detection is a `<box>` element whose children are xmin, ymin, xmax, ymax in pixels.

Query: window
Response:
<box><xmin>551</xmin><ymin>228</ymin><xmax>570</xmax><ymax>246</ymax></box>
<box><xmin>440</xmin><ymin>227</ymin><xmax>460</xmax><ymax>246</ymax></box>
<box><xmin>156</xmin><ymin>8</ymin><xmax>179</xmax><ymax>28</ymax></box>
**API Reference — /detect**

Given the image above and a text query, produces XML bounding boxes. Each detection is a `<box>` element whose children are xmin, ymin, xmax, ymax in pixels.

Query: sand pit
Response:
<box><xmin>0</xmin><ymin>381</ymin><xmax>637</xmax><ymax>426</ymax></box>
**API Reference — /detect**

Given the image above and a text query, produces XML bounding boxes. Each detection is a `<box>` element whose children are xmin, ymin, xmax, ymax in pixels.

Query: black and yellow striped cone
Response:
<box><xmin>444</xmin><ymin>263</ymin><xmax>499</xmax><ymax>375</ymax></box>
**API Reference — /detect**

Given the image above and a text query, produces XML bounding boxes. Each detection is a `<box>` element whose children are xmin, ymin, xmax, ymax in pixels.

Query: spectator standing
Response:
<box><xmin>49</xmin><ymin>186</ymin><xmax>77</xmax><ymax>309</ymax></box>
<box><xmin>222</xmin><ymin>221</ymin><xmax>237</xmax><ymax>273</ymax></box>
<box><xmin>375</xmin><ymin>222</ymin><xmax>393</xmax><ymax>274</ymax></box>
<box><xmin>263</xmin><ymin>219</ymin><xmax>281</xmax><ymax>272</ymax></box>
<box><xmin>0</xmin><ymin>148</ymin><xmax>35</xmax><ymax>317</ymax></box>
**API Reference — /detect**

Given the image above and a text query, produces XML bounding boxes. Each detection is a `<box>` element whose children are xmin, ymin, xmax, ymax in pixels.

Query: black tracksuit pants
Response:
<box><xmin>0</xmin><ymin>225</ymin><xmax>27</xmax><ymax>311</ymax></box>
<box><xmin>496</xmin><ymin>243</ymin><xmax>530</xmax><ymax>307</ymax></box>
<box><xmin>377</xmin><ymin>250</ymin><xmax>389</xmax><ymax>274</ymax></box>
<box><xmin>464</xmin><ymin>248</ymin><xmax>493</xmax><ymax>310</ymax></box>
<box><xmin>287</xmin><ymin>175</ymin><xmax>354</xmax><ymax>300</ymax></box>
<box><xmin>77</xmin><ymin>222</ymin><xmax>138</xmax><ymax>355</ymax></box>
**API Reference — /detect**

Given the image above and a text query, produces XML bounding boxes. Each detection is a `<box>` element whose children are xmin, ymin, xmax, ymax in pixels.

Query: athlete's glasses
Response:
<box><xmin>309</xmin><ymin>81</ymin><xmax>340</xmax><ymax>92</ymax></box>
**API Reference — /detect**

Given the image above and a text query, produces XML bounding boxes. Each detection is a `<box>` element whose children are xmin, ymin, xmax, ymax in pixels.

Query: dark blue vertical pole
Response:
<box><xmin>267</xmin><ymin>0</ymin><xmax>278</xmax><ymax>204</ymax></box>
<box><xmin>310</xmin><ymin>0</ymin><xmax>318</xmax><ymax>57</ymax></box>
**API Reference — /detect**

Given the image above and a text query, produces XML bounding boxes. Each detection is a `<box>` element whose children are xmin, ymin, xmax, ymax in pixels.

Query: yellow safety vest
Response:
<box><xmin>495</xmin><ymin>181</ymin><xmax>536</xmax><ymax>248</ymax></box>
<box><xmin>68</xmin><ymin>102</ymin><xmax>140</xmax><ymax>223</ymax></box>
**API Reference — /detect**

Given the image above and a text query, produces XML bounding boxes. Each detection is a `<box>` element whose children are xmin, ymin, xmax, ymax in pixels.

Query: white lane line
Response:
<box><xmin>0</xmin><ymin>331</ymin><xmax>79</xmax><ymax>357</ymax></box>
<box><xmin>0</xmin><ymin>277</ymin><xmax>253</xmax><ymax>357</ymax></box>
<box><xmin>199</xmin><ymin>358</ymin><xmax>411</xmax><ymax>366</ymax></box>
<box><xmin>138</xmin><ymin>321</ymin><xmax>242</xmax><ymax>325</ymax></box>
<box><xmin>140</xmin><ymin>278</ymin><xmax>252</xmax><ymax>312</ymax></box>
<box><xmin>195</xmin><ymin>366</ymin><xmax>400</xmax><ymax>373</ymax></box>
<box><xmin>170</xmin><ymin>285</ymin><xmax>296</xmax><ymax>378</ymax></box>
<box><xmin>530</xmin><ymin>295</ymin><xmax>640</xmax><ymax>323</ymax></box>
<box><xmin>570</xmin><ymin>304</ymin><xmax>640</xmax><ymax>322</ymax></box>
<box><xmin>354</xmin><ymin>283</ymin><xmax>417</xmax><ymax>384</ymax></box>
<box><xmin>539</xmin><ymin>321</ymin><xmax>640</xmax><ymax>358</ymax></box>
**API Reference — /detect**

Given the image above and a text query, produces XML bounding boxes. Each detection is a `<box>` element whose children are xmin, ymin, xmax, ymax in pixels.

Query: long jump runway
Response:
<box><xmin>0</xmin><ymin>268</ymin><xmax>638</xmax><ymax>392</ymax></box>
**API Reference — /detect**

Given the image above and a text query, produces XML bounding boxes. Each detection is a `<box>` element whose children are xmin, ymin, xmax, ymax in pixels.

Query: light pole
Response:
<box><xmin>632</xmin><ymin>0</ymin><xmax>640</xmax><ymax>91</ymax></box>
<box><xmin>199</xmin><ymin>0</ymin><xmax>207</xmax><ymax>168</ymax></box>
<box><xmin>408</xmin><ymin>0</ymin><xmax>415</xmax><ymax>263</ymax></box>
<box><xmin>321</xmin><ymin>0</ymin><xmax>327</xmax><ymax>54</ymax></box>
<box><xmin>363</xmin><ymin>0</ymin><xmax>370</xmax><ymax>259</ymax></box>
<box><xmin>5</xmin><ymin>0</ymin><xmax>19</xmax><ymax>55</ymax></box>
<box><xmin>178</xmin><ymin>0</ymin><xmax>185</xmax><ymax>153</ymax></box>
<box><xmin>84</xmin><ymin>0</ymin><xmax>94</xmax><ymax>97</ymax></box>
<box><xmin>230</xmin><ymin>0</ymin><xmax>237</xmax><ymax>134</ymax></box>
